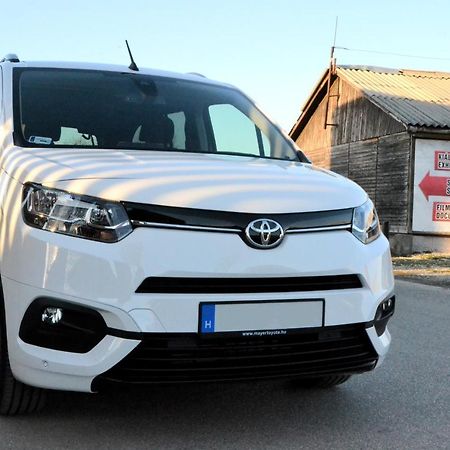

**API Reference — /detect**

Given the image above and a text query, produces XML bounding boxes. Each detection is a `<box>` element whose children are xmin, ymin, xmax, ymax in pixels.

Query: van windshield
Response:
<box><xmin>13</xmin><ymin>68</ymin><xmax>300</xmax><ymax>162</ymax></box>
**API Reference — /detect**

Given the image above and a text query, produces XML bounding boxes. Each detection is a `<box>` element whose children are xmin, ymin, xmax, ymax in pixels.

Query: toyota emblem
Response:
<box><xmin>245</xmin><ymin>219</ymin><xmax>284</xmax><ymax>249</ymax></box>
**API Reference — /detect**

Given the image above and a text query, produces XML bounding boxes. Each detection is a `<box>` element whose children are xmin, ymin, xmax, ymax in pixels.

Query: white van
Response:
<box><xmin>0</xmin><ymin>54</ymin><xmax>394</xmax><ymax>414</ymax></box>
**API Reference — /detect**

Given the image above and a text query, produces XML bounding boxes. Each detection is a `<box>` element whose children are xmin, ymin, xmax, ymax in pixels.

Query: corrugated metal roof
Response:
<box><xmin>337</xmin><ymin>66</ymin><xmax>450</xmax><ymax>128</ymax></box>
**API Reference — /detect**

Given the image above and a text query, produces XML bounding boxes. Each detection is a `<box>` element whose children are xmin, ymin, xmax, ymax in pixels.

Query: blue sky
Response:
<box><xmin>2</xmin><ymin>0</ymin><xmax>450</xmax><ymax>130</ymax></box>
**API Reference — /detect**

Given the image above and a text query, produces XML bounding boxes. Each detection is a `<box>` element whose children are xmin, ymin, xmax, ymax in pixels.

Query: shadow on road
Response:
<box><xmin>8</xmin><ymin>378</ymin><xmax>372</xmax><ymax>449</ymax></box>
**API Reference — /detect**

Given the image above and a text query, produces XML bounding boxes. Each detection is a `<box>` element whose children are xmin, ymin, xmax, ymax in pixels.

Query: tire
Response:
<box><xmin>293</xmin><ymin>375</ymin><xmax>352</xmax><ymax>389</ymax></box>
<box><xmin>0</xmin><ymin>284</ymin><xmax>46</xmax><ymax>415</ymax></box>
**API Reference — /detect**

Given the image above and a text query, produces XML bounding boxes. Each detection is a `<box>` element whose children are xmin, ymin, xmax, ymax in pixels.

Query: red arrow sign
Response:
<box><xmin>419</xmin><ymin>171</ymin><xmax>450</xmax><ymax>200</ymax></box>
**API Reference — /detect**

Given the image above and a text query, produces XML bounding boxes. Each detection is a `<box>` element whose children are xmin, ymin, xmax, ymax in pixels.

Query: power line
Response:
<box><xmin>335</xmin><ymin>46</ymin><xmax>450</xmax><ymax>62</ymax></box>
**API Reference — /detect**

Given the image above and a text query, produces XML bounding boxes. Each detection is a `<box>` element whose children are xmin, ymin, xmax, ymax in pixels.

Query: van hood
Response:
<box><xmin>5</xmin><ymin>147</ymin><xmax>367</xmax><ymax>213</ymax></box>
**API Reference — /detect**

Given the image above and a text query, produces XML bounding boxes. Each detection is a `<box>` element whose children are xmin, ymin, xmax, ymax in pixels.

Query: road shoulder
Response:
<box><xmin>393</xmin><ymin>253</ymin><xmax>450</xmax><ymax>289</ymax></box>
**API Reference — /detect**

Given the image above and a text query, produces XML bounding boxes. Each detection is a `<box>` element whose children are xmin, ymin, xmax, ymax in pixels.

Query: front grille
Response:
<box><xmin>135</xmin><ymin>274</ymin><xmax>362</xmax><ymax>294</ymax></box>
<box><xmin>93</xmin><ymin>324</ymin><xmax>378</xmax><ymax>387</ymax></box>
<box><xmin>122</xmin><ymin>201</ymin><xmax>353</xmax><ymax>231</ymax></box>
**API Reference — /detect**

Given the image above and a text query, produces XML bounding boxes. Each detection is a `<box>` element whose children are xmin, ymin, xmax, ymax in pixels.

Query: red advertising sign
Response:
<box><xmin>413</xmin><ymin>140</ymin><xmax>450</xmax><ymax>233</ymax></box>
<box><xmin>432</xmin><ymin>202</ymin><xmax>450</xmax><ymax>222</ymax></box>
<box><xmin>434</xmin><ymin>150</ymin><xmax>450</xmax><ymax>171</ymax></box>
<box><xmin>419</xmin><ymin>171</ymin><xmax>450</xmax><ymax>200</ymax></box>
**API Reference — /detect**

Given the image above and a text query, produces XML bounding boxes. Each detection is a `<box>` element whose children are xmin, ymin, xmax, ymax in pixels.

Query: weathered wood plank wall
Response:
<box><xmin>296</xmin><ymin>78</ymin><xmax>405</xmax><ymax>151</ymax></box>
<box><xmin>376</xmin><ymin>133</ymin><xmax>411</xmax><ymax>233</ymax></box>
<box><xmin>293</xmin><ymin>77</ymin><xmax>411</xmax><ymax>233</ymax></box>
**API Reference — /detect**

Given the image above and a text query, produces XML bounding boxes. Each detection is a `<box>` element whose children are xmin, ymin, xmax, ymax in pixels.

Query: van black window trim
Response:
<box><xmin>12</xmin><ymin>67</ymin><xmax>307</xmax><ymax>163</ymax></box>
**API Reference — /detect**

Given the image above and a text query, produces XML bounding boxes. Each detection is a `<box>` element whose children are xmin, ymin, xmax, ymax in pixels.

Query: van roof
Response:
<box><xmin>1</xmin><ymin>60</ymin><xmax>231</xmax><ymax>88</ymax></box>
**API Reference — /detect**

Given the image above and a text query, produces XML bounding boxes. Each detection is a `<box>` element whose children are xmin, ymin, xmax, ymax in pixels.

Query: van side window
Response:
<box><xmin>208</xmin><ymin>104</ymin><xmax>269</xmax><ymax>157</ymax></box>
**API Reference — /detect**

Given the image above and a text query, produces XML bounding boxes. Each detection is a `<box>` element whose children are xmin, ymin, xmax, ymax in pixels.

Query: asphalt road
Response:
<box><xmin>1</xmin><ymin>279</ymin><xmax>449</xmax><ymax>450</ymax></box>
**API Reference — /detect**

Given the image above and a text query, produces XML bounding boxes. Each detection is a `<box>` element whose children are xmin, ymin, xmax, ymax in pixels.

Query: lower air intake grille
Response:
<box><xmin>135</xmin><ymin>274</ymin><xmax>362</xmax><ymax>294</ymax></box>
<box><xmin>93</xmin><ymin>324</ymin><xmax>377</xmax><ymax>387</ymax></box>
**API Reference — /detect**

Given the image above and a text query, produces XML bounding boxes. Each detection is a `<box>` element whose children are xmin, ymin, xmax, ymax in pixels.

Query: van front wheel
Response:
<box><xmin>0</xmin><ymin>290</ymin><xmax>46</xmax><ymax>415</ymax></box>
<box><xmin>0</xmin><ymin>350</ymin><xmax>46</xmax><ymax>415</ymax></box>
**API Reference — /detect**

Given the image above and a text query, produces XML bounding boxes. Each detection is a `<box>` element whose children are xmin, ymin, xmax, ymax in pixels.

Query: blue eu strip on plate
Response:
<box><xmin>200</xmin><ymin>304</ymin><xmax>216</xmax><ymax>333</ymax></box>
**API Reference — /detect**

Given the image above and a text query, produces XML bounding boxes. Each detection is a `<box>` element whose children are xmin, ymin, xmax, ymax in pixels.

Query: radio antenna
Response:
<box><xmin>125</xmin><ymin>40</ymin><xmax>139</xmax><ymax>71</ymax></box>
<box><xmin>332</xmin><ymin>16</ymin><xmax>338</xmax><ymax>55</ymax></box>
<box><xmin>323</xmin><ymin>16</ymin><xmax>338</xmax><ymax>129</ymax></box>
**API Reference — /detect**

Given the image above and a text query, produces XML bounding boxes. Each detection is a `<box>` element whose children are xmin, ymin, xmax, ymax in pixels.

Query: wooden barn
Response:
<box><xmin>289</xmin><ymin>65</ymin><xmax>450</xmax><ymax>255</ymax></box>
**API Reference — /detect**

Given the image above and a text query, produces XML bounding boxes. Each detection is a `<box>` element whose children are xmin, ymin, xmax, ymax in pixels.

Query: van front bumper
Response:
<box><xmin>2</xmin><ymin>226</ymin><xmax>394</xmax><ymax>392</ymax></box>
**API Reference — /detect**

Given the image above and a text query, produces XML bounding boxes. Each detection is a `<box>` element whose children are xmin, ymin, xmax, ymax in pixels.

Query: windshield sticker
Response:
<box><xmin>28</xmin><ymin>136</ymin><xmax>53</xmax><ymax>145</ymax></box>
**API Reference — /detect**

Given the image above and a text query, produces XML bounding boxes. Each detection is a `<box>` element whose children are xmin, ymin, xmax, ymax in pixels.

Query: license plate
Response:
<box><xmin>199</xmin><ymin>300</ymin><xmax>324</xmax><ymax>334</ymax></box>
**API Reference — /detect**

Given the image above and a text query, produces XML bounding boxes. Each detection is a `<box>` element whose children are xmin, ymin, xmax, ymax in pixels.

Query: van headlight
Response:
<box><xmin>22</xmin><ymin>183</ymin><xmax>132</xmax><ymax>243</ymax></box>
<box><xmin>352</xmin><ymin>199</ymin><xmax>381</xmax><ymax>244</ymax></box>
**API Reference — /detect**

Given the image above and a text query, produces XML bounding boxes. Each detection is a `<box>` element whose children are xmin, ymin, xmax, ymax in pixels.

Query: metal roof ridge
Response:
<box><xmin>337</xmin><ymin>65</ymin><xmax>400</xmax><ymax>74</ymax></box>
<box><xmin>338</xmin><ymin>65</ymin><xmax>450</xmax><ymax>79</ymax></box>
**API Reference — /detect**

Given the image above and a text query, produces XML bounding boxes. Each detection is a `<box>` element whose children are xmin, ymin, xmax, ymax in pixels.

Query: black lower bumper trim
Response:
<box><xmin>93</xmin><ymin>324</ymin><xmax>378</xmax><ymax>389</ymax></box>
<box><xmin>135</xmin><ymin>274</ymin><xmax>362</xmax><ymax>294</ymax></box>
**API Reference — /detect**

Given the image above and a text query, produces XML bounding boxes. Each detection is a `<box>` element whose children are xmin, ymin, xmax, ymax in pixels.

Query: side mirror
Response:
<box><xmin>297</xmin><ymin>150</ymin><xmax>311</xmax><ymax>163</ymax></box>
